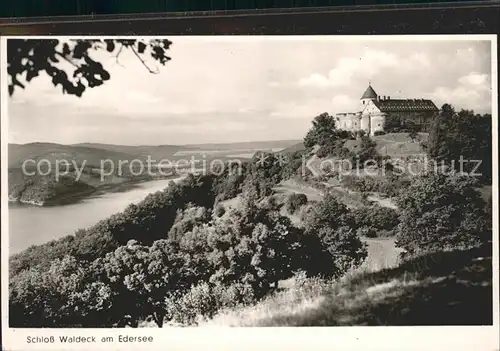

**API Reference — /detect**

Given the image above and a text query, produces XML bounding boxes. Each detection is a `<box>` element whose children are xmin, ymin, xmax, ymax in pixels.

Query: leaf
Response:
<box><xmin>105</xmin><ymin>40</ymin><xmax>115</xmax><ymax>52</ymax></box>
<box><xmin>26</xmin><ymin>70</ymin><xmax>39</xmax><ymax>82</ymax></box>
<box><xmin>137</xmin><ymin>42</ymin><xmax>147</xmax><ymax>54</ymax></box>
<box><xmin>8</xmin><ymin>85</ymin><xmax>14</xmax><ymax>96</ymax></box>
<box><xmin>62</xmin><ymin>43</ymin><xmax>71</xmax><ymax>56</ymax></box>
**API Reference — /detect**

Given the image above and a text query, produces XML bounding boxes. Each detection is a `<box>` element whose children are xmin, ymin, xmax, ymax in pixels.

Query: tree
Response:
<box><xmin>352</xmin><ymin>205</ymin><xmax>399</xmax><ymax>231</ymax></box>
<box><xmin>317</xmin><ymin>226</ymin><xmax>367</xmax><ymax>274</ymax></box>
<box><xmin>178</xmin><ymin>200</ymin><xmax>338</xmax><ymax>300</ymax></box>
<box><xmin>92</xmin><ymin>239</ymin><xmax>202</xmax><ymax>327</ymax></box>
<box><xmin>426</xmin><ymin>104</ymin><xmax>492</xmax><ymax>184</ymax></box>
<box><xmin>301</xmin><ymin>194</ymin><xmax>367</xmax><ymax>274</ymax></box>
<box><xmin>9</xmin><ymin>255</ymin><xmax>113</xmax><ymax>327</ymax></box>
<box><xmin>304</xmin><ymin>112</ymin><xmax>341</xmax><ymax>148</ymax></box>
<box><xmin>168</xmin><ymin>205</ymin><xmax>212</xmax><ymax>241</ymax></box>
<box><xmin>383</xmin><ymin>114</ymin><xmax>401</xmax><ymax>132</ymax></box>
<box><xmin>427</xmin><ymin>104</ymin><xmax>455</xmax><ymax>159</ymax></box>
<box><xmin>395</xmin><ymin>171</ymin><xmax>490</xmax><ymax>254</ymax></box>
<box><xmin>7</xmin><ymin>38</ymin><xmax>172</xmax><ymax>97</ymax></box>
<box><xmin>352</xmin><ymin>136</ymin><xmax>382</xmax><ymax>168</ymax></box>
<box><xmin>285</xmin><ymin>193</ymin><xmax>308</xmax><ymax>213</ymax></box>
<box><xmin>9</xmin><ymin>174</ymin><xmax>219</xmax><ymax>278</ymax></box>
<box><xmin>302</xmin><ymin>193</ymin><xmax>353</xmax><ymax>233</ymax></box>
<box><xmin>408</xmin><ymin>129</ymin><xmax>419</xmax><ymax>142</ymax></box>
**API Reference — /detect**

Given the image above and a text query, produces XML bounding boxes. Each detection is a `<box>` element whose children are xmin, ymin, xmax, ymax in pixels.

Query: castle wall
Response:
<box><xmin>360</xmin><ymin>114</ymin><xmax>370</xmax><ymax>133</ymax></box>
<box><xmin>386</xmin><ymin>111</ymin><xmax>438</xmax><ymax>131</ymax></box>
<box><xmin>370</xmin><ymin>114</ymin><xmax>386</xmax><ymax>135</ymax></box>
<box><xmin>335</xmin><ymin>112</ymin><xmax>361</xmax><ymax>132</ymax></box>
<box><xmin>336</xmin><ymin>93</ymin><xmax>438</xmax><ymax>136</ymax></box>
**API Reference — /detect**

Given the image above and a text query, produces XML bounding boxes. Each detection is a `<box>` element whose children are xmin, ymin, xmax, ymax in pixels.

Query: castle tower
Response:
<box><xmin>360</xmin><ymin>83</ymin><xmax>378</xmax><ymax>135</ymax></box>
<box><xmin>360</xmin><ymin>82</ymin><xmax>378</xmax><ymax>106</ymax></box>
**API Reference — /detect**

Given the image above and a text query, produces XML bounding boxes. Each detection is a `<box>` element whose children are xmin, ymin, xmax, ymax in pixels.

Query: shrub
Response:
<box><xmin>340</xmin><ymin>174</ymin><xmax>408</xmax><ymax>197</ymax></box>
<box><xmin>302</xmin><ymin>193</ymin><xmax>354</xmax><ymax>233</ymax></box>
<box><xmin>166</xmin><ymin>282</ymin><xmax>255</xmax><ymax>325</ymax></box>
<box><xmin>179</xmin><ymin>201</ymin><xmax>337</xmax><ymax>299</ymax></box>
<box><xmin>356</xmin><ymin>130</ymin><xmax>366</xmax><ymax>138</ymax></box>
<box><xmin>168</xmin><ymin>205</ymin><xmax>211</xmax><ymax>241</ymax></box>
<box><xmin>212</xmin><ymin>167</ymin><xmax>246</xmax><ymax>202</ymax></box>
<box><xmin>213</xmin><ymin>203</ymin><xmax>226</xmax><ymax>218</ymax></box>
<box><xmin>318</xmin><ymin>226</ymin><xmax>368</xmax><ymax>274</ymax></box>
<box><xmin>356</xmin><ymin>226</ymin><xmax>378</xmax><ymax>238</ymax></box>
<box><xmin>301</xmin><ymin>195</ymin><xmax>367</xmax><ymax>274</ymax></box>
<box><xmin>352</xmin><ymin>205</ymin><xmax>399</xmax><ymax>231</ymax></box>
<box><xmin>260</xmin><ymin>195</ymin><xmax>283</xmax><ymax>211</ymax></box>
<box><xmin>285</xmin><ymin>193</ymin><xmax>308</xmax><ymax>213</ymax></box>
<box><xmin>351</xmin><ymin>136</ymin><xmax>382</xmax><ymax>168</ymax></box>
<box><xmin>378</xmin><ymin>229</ymin><xmax>395</xmax><ymax>238</ymax></box>
<box><xmin>408</xmin><ymin>130</ymin><xmax>419</xmax><ymax>141</ymax></box>
<box><xmin>9</xmin><ymin>255</ymin><xmax>113</xmax><ymax>328</ymax></box>
<box><xmin>316</xmin><ymin>141</ymin><xmax>353</xmax><ymax>160</ymax></box>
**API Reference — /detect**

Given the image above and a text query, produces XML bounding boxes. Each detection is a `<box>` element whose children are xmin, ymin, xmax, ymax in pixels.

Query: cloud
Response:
<box><xmin>432</xmin><ymin>72</ymin><xmax>491</xmax><ymax>112</ymax></box>
<box><xmin>331</xmin><ymin>95</ymin><xmax>357</xmax><ymax>113</ymax></box>
<box><xmin>7</xmin><ymin>38</ymin><xmax>492</xmax><ymax>145</ymax></box>
<box><xmin>297</xmin><ymin>49</ymin><xmax>416</xmax><ymax>89</ymax></box>
<box><xmin>458</xmin><ymin>72</ymin><xmax>489</xmax><ymax>86</ymax></box>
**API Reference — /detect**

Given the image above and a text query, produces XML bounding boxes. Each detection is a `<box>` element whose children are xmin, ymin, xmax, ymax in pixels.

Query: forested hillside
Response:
<box><xmin>8</xmin><ymin>104</ymin><xmax>493</xmax><ymax>327</ymax></box>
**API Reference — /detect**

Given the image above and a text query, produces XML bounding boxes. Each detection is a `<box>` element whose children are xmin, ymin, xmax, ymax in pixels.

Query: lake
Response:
<box><xmin>8</xmin><ymin>177</ymin><xmax>184</xmax><ymax>255</ymax></box>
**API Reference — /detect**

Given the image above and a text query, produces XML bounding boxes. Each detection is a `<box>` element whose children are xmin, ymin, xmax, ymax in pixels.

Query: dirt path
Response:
<box><xmin>366</xmin><ymin>195</ymin><xmax>398</xmax><ymax>209</ymax></box>
<box><xmin>273</xmin><ymin>179</ymin><xmax>325</xmax><ymax>202</ymax></box>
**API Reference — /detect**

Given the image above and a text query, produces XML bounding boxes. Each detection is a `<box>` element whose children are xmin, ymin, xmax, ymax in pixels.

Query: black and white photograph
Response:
<box><xmin>1</xmin><ymin>35</ymin><xmax>498</xmax><ymax>348</ymax></box>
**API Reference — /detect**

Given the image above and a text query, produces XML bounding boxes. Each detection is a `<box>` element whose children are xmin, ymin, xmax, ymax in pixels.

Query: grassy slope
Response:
<box><xmin>361</xmin><ymin>237</ymin><xmax>404</xmax><ymax>272</ymax></box>
<box><xmin>344</xmin><ymin>132</ymin><xmax>428</xmax><ymax>157</ymax></box>
<box><xmin>201</xmin><ymin>244</ymin><xmax>492</xmax><ymax>326</ymax></box>
<box><xmin>279</xmin><ymin>133</ymin><xmax>426</xmax><ymax>158</ymax></box>
<box><xmin>209</xmin><ymin>160</ymin><xmax>491</xmax><ymax>327</ymax></box>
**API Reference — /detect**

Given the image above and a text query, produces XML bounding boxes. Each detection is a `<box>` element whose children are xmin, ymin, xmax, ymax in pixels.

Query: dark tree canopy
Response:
<box><xmin>426</xmin><ymin>103</ymin><xmax>492</xmax><ymax>184</ymax></box>
<box><xmin>304</xmin><ymin>112</ymin><xmax>341</xmax><ymax>148</ymax></box>
<box><xmin>7</xmin><ymin>38</ymin><xmax>172</xmax><ymax>97</ymax></box>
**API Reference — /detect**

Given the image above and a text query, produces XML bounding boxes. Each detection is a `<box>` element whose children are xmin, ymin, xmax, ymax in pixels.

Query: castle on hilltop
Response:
<box><xmin>335</xmin><ymin>84</ymin><xmax>439</xmax><ymax>136</ymax></box>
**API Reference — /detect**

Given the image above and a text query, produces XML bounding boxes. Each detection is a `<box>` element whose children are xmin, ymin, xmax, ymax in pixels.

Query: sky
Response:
<box><xmin>7</xmin><ymin>37</ymin><xmax>493</xmax><ymax>145</ymax></box>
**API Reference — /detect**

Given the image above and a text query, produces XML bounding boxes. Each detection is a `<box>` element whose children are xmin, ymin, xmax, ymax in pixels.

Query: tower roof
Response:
<box><xmin>361</xmin><ymin>84</ymin><xmax>378</xmax><ymax>100</ymax></box>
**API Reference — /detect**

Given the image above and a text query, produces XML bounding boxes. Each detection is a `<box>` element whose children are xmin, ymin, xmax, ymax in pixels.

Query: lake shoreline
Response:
<box><xmin>8</xmin><ymin>176</ymin><xmax>187</xmax><ymax>255</ymax></box>
<box><xmin>8</xmin><ymin>174</ymin><xmax>181</xmax><ymax>208</ymax></box>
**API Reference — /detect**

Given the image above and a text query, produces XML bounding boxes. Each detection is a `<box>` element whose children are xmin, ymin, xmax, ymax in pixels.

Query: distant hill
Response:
<box><xmin>73</xmin><ymin>143</ymin><xmax>187</xmax><ymax>161</ymax></box>
<box><xmin>279</xmin><ymin>142</ymin><xmax>307</xmax><ymax>154</ymax></box>
<box><xmin>7</xmin><ymin>140</ymin><xmax>300</xmax><ymax>205</ymax></box>
<box><xmin>183</xmin><ymin>140</ymin><xmax>301</xmax><ymax>151</ymax></box>
<box><xmin>8</xmin><ymin>143</ymin><xmax>143</xmax><ymax>169</ymax></box>
<box><xmin>8</xmin><ymin>143</ymin><xmax>179</xmax><ymax>206</ymax></box>
<box><xmin>9</xmin><ymin>140</ymin><xmax>303</xmax><ymax>169</ymax></box>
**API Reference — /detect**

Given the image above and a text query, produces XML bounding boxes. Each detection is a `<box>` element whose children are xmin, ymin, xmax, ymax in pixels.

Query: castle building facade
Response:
<box><xmin>335</xmin><ymin>84</ymin><xmax>439</xmax><ymax>136</ymax></box>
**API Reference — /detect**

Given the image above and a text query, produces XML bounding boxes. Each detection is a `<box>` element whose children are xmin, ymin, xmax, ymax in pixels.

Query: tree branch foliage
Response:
<box><xmin>425</xmin><ymin>103</ymin><xmax>492</xmax><ymax>184</ymax></box>
<box><xmin>7</xmin><ymin>38</ymin><xmax>172</xmax><ymax>97</ymax></box>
